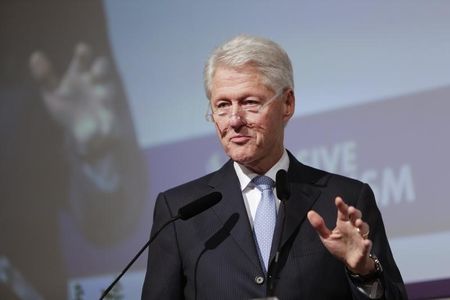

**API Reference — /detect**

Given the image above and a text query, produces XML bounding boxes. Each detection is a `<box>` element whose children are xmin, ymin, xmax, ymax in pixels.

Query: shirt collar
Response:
<box><xmin>233</xmin><ymin>149</ymin><xmax>290</xmax><ymax>192</ymax></box>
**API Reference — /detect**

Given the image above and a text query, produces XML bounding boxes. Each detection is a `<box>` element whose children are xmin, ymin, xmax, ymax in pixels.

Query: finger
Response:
<box><xmin>362</xmin><ymin>238</ymin><xmax>373</xmax><ymax>256</ymax></box>
<box><xmin>307</xmin><ymin>210</ymin><xmax>331</xmax><ymax>239</ymax></box>
<box><xmin>90</xmin><ymin>56</ymin><xmax>111</xmax><ymax>83</ymax></box>
<box><xmin>348</xmin><ymin>206</ymin><xmax>362</xmax><ymax>225</ymax></box>
<box><xmin>355</xmin><ymin>219</ymin><xmax>370</xmax><ymax>239</ymax></box>
<box><xmin>335</xmin><ymin>196</ymin><xmax>350</xmax><ymax>221</ymax></box>
<box><xmin>68</xmin><ymin>42</ymin><xmax>93</xmax><ymax>74</ymax></box>
<box><xmin>29</xmin><ymin>51</ymin><xmax>59</xmax><ymax>91</ymax></box>
<box><xmin>357</xmin><ymin>235</ymin><xmax>372</xmax><ymax>256</ymax></box>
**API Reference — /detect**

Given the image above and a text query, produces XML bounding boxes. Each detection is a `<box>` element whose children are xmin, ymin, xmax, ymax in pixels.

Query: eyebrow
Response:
<box><xmin>213</xmin><ymin>93</ymin><xmax>267</xmax><ymax>103</ymax></box>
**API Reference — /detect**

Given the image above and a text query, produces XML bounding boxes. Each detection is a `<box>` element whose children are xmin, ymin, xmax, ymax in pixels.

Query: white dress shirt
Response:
<box><xmin>233</xmin><ymin>149</ymin><xmax>289</xmax><ymax>227</ymax></box>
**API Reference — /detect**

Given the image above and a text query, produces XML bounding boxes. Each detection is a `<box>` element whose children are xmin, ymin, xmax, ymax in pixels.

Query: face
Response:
<box><xmin>210</xmin><ymin>65</ymin><xmax>295</xmax><ymax>174</ymax></box>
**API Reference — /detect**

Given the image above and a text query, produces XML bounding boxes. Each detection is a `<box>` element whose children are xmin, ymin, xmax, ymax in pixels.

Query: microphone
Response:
<box><xmin>276</xmin><ymin>169</ymin><xmax>290</xmax><ymax>201</ymax></box>
<box><xmin>204</xmin><ymin>213</ymin><xmax>239</xmax><ymax>250</ymax></box>
<box><xmin>179</xmin><ymin>191</ymin><xmax>222</xmax><ymax>220</ymax></box>
<box><xmin>100</xmin><ymin>191</ymin><xmax>222</xmax><ymax>300</ymax></box>
<box><xmin>268</xmin><ymin>169</ymin><xmax>290</xmax><ymax>297</ymax></box>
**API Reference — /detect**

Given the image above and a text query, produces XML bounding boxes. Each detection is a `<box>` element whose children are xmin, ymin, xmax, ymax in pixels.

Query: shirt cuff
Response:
<box><xmin>354</xmin><ymin>278</ymin><xmax>384</xmax><ymax>299</ymax></box>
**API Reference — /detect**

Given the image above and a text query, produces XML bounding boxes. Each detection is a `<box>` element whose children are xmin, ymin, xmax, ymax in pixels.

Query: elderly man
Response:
<box><xmin>142</xmin><ymin>35</ymin><xmax>406</xmax><ymax>299</ymax></box>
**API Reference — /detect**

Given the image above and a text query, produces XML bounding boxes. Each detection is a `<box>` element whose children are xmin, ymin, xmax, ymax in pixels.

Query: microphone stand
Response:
<box><xmin>266</xmin><ymin>169</ymin><xmax>290</xmax><ymax>298</ymax></box>
<box><xmin>99</xmin><ymin>217</ymin><xmax>178</xmax><ymax>300</ymax></box>
<box><xmin>193</xmin><ymin>213</ymin><xmax>239</xmax><ymax>300</ymax></box>
<box><xmin>100</xmin><ymin>191</ymin><xmax>222</xmax><ymax>299</ymax></box>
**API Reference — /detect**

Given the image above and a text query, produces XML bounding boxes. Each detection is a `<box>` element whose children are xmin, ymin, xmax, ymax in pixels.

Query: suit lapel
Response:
<box><xmin>271</xmin><ymin>152</ymin><xmax>330</xmax><ymax>262</ymax></box>
<box><xmin>208</xmin><ymin>160</ymin><xmax>263</xmax><ymax>271</ymax></box>
<box><xmin>280</xmin><ymin>181</ymin><xmax>321</xmax><ymax>247</ymax></box>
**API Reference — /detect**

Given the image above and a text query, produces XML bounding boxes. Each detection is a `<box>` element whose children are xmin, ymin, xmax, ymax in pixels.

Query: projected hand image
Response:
<box><xmin>30</xmin><ymin>43</ymin><xmax>118</xmax><ymax>158</ymax></box>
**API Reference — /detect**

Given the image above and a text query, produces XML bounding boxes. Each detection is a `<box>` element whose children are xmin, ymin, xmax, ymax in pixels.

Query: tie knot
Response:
<box><xmin>252</xmin><ymin>175</ymin><xmax>275</xmax><ymax>191</ymax></box>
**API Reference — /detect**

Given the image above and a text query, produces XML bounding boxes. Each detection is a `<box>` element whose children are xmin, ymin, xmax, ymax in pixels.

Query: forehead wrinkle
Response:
<box><xmin>211</xmin><ymin>66</ymin><xmax>273</xmax><ymax>102</ymax></box>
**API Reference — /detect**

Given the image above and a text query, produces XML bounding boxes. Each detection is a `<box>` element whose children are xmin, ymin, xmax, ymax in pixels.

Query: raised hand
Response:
<box><xmin>307</xmin><ymin>196</ymin><xmax>376</xmax><ymax>275</ymax></box>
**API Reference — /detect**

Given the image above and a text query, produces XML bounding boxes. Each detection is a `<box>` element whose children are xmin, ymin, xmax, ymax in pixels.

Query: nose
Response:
<box><xmin>229</xmin><ymin>112</ymin><xmax>245</xmax><ymax>129</ymax></box>
<box><xmin>226</xmin><ymin>102</ymin><xmax>245</xmax><ymax>128</ymax></box>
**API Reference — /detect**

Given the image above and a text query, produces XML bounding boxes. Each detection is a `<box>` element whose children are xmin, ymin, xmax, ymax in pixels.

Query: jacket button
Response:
<box><xmin>255</xmin><ymin>276</ymin><xmax>264</xmax><ymax>285</ymax></box>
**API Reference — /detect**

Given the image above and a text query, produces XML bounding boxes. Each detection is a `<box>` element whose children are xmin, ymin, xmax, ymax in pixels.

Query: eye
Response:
<box><xmin>215</xmin><ymin>101</ymin><xmax>231</xmax><ymax>109</ymax></box>
<box><xmin>242</xmin><ymin>98</ymin><xmax>261</xmax><ymax>107</ymax></box>
<box><xmin>241</xmin><ymin>99</ymin><xmax>262</xmax><ymax>112</ymax></box>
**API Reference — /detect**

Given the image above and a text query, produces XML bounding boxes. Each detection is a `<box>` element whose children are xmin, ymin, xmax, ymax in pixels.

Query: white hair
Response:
<box><xmin>204</xmin><ymin>34</ymin><xmax>294</xmax><ymax>99</ymax></box>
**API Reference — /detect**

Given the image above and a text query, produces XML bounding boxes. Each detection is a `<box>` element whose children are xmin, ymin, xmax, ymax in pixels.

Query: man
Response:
<box><xmin>142</xmin><ymin>35</ymin><xmax>406</xmax><ymax>299</ymax></box>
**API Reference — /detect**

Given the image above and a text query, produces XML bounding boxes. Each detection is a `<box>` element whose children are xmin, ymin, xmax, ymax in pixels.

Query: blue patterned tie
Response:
<box><xmin>252</xmin><ymin>175</ymin><xmax>277</xmax><ymax>272</ymax></box>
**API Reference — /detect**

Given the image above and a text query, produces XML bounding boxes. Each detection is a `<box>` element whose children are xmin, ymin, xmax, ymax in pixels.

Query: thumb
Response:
<box><xmin>307</xmin><ymin>210</ymin><xmax>331</xmax><ymax>239</ymax></box>
<box><xmin>29</xmin><ymin>51</ymin><xmax>58</xmax><ymax>92</ymax></box>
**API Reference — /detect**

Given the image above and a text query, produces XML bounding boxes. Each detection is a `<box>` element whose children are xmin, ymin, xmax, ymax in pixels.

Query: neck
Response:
<box><xmin>244</xmin><ymin>147</ymin><xmax>284</xmax><ymax>175</ymax></box>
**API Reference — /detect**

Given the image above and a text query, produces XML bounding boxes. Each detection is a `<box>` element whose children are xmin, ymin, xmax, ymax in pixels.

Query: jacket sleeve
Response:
<box><xmin>350</xmin><ymin>183</ymin><xmax>408</xmax><ymax>300</ymax></box>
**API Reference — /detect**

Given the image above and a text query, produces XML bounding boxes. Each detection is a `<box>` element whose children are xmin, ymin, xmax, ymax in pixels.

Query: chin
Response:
<box><xmin>227</xmin><ymin>149</ymin><xmax>258</xmax><ymax>166</ymax></box>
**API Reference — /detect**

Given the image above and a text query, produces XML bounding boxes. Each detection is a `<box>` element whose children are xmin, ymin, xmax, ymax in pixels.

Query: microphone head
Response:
<box><xmin>276</xmin><ymin>169</ymin><xmax>290</xmax><ymax>201</ymax></box>
<box><xmin>178</xmin><ymin>191</ymin><xmax>222</xmax><ymax>220</ymax></box>
<box><xmin>204</xmin><ymin>213</ymin><xmax>239</xmax><ymax>250</ymax></box>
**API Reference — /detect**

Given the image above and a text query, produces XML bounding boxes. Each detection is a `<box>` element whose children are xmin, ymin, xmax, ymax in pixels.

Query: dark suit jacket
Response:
<box><xmin>142</xmin><ymin>152</ymin><xmax>407</xmax><ymax>300</ymax></box>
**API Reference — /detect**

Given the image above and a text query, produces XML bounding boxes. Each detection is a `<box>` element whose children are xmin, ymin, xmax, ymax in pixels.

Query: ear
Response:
<box><xmin>282</xmin><ymin>89</ymin><xmax>295</xmax><ymax>124</ymax></box>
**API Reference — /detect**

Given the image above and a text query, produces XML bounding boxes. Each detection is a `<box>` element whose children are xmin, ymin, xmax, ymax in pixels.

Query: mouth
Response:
<box><xmin>229</xmin><ymin>135</ymin><xmax>251</xmax><ymax>144</ymax></box>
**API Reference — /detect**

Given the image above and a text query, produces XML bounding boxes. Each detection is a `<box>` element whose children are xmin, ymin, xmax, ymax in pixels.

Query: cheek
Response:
<box><xmin>214</xmin><ymin>122</ymin><xmax>227</xmax><ymax>139</ymax></box>
<box><xmin>255</xmin><ymin>119</ymin><xmax>276</xmax><ymax>141</ymax></box>
<box><xmin>254</xmin><ymin>131</ymin><xmax>264</xmax><ymax>146</ymax></box>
